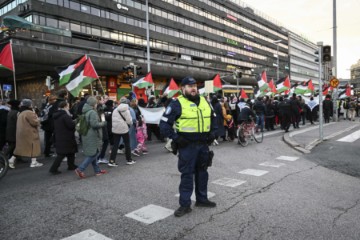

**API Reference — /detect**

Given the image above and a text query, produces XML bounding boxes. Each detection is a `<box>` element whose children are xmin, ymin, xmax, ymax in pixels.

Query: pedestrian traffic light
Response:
<box><xmin>322</xmin><ymin>45</ymin><xmax>331</xmax><ymax>62</ymax></box>
<box><xmin>314</xmin><ymin>50</ymin><xmax>319</xmax><ymax>63</ymax></box>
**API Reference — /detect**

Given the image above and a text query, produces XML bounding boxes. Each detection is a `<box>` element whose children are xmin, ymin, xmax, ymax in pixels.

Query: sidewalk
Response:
<box><xmin>283</xmin><ymin>120</ymin><xmax>360</xmax><ymax>153</ymax></box>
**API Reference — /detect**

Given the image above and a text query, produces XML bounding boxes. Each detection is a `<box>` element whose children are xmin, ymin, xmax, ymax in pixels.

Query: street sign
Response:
<box><xmin>330</xmin><ymin>77</ymin><xmax>339</xmax><ymax>88</ymax></box>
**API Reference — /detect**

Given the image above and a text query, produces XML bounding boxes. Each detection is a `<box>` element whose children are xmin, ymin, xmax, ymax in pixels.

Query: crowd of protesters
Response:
<box><xmin>1</xmin><ymin>87</ymin><xmax>359</xmax><ymax>178</ymax></box>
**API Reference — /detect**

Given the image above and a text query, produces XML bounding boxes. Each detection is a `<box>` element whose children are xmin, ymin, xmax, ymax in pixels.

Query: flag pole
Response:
<box><xmin>90</xmin><ymin>82</ymin><xmax>94</xmax><ymax>96</ymax></box>
<box><xmin>97</xmin><ymin>78</ymin><xmax>105</xmax><ymax>96</ymax></box>
<box><xmin>0</xmin><ymin>84</ymin><xmax>3</xmax><ymax>100</ymax></box>
<box><xmin>10</xmin><ymin>39</ymin><xmax>17</xmax><ymax>99</ymax></box>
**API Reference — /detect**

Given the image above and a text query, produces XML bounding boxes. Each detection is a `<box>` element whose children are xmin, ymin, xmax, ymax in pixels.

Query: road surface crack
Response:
<box><xmin>332</xmin><ymin>198</ymin><xmax>360</xmax><ymax>227</ymax></box>
<box><xmin>171</xmin><ymin>165</ymin><xmax>319</xmax><ymax>240</ymax></box>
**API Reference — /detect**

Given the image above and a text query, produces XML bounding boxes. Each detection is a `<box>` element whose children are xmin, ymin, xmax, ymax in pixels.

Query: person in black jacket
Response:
<box><xmin>323</xmin><ymin>94</ymin><xmax>333</xmax><ymax>123</ymax></box>
<box><xmin>5</xmin><ymin>100</ymin><xmax>20</xmax><ymax>159</ymax></box>
<box><xmin>49</xmin><ymin>101</ymin><xmax>77</xmax><ymax>175</ymax></box>
<box><xmin>278</xmin><ymin>95</ymin><xmax>292</xmax><ymax>132</ymax></box>
<box><xmin>41</xmin><ymin>95</ymin><xmax>57</xmax><ymax>157</ymax></box>
<box><xmin>264</xmin><ymin>96</ymin><xmax>275</xmax><ymax>131</ymax></box>
<box><xmin>290</xmin><ymin>93</ymin><xmax>301</xmax><ymax>128</ymax></box>
<box><xmin>252</xmin><ymin>97</ymin><xmax>266</xmax><ymax>132</ymax></box>
<box><xmin>0</xmin><ymin>100</ymin><xmax>10</xmax><ymax>150</ymax></box>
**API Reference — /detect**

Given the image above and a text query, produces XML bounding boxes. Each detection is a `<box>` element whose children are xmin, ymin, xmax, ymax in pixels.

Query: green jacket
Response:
<box><xmin>81</xmin><ymin>103</ymin><xmax>106</xmax><ymax>156</ymax></box>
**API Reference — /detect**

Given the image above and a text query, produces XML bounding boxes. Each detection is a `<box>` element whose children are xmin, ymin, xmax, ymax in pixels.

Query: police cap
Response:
<box><xmin>181</xmin><ymin>76</ymin><xmax>197</xmax><ymax>86</ymax></box>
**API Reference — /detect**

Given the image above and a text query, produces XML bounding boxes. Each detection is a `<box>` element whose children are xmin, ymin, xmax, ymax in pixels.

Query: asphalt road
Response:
<box><xmin>1</xmin><ymin>129</ymin><xmax>360</xmax><ymax>240</ymax></box>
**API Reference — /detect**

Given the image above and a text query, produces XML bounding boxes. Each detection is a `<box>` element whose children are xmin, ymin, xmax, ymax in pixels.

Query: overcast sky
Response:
<box><xmin>242</xmin><ymin>0</ymin><xmax>360</xmax><ymax>79</ymax></box>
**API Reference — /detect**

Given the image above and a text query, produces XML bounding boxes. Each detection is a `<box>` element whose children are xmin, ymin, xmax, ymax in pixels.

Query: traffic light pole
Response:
<box><xmin>332</xmin><ymin>0</ymin><xmax>338</xmax><ymax>122</ymax></box>
<box><xmin>317</xmin><ymin>42</ymin><xmax>324</xmax><ymax>141</ymax></box>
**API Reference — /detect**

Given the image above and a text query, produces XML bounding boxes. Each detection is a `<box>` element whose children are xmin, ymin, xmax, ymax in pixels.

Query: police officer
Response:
<box><xmin>159</xmin><ymin>76</ymin><xmax>218</xmax><ymax>217</ymax></box>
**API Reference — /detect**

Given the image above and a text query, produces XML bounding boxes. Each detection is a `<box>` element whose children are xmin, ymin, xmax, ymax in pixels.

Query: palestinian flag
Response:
<box><xmin>164</xmin><ymin>78</ymin><xmax>179</xmax><ymax>98</ymax></box>
<box><xmin>323</xmin><ymin>84</ymin><xmax>329</xmax><ymax>95</ymax></box>
<box><xmin>0</xmin><ymin>42</ymin><xmax>14</xmax><ymax>71</ymax></box>
<box><xmin>65</xmin><ymin>57</ymin><xmax>98</xmax><ymax>97</ymax></box>
<box><xmin>276</xmin><ymin>76</ymin><xmax>291</xmax><ymax>94</ymax></box>
<box><xmin>294</xmin><ymin>81</ymin><xmax>308</xmax><ymax>95</ymax></box>
<box><xmin>213</xmin><ymin>74</ymin><xmax>222</xmax><ymax>92</ymax></box>
<box><xmin>56</xmin><ymin>55</ymin><xmax>87</xmax><ymax>86</ymax></box>
<box><xmin>133</xmin><ymin>72</ymin><xmax>154</xmax><ymax>89</ymax></box>
<box><xmin>258</xmin><ymin>70</ymin><xmax>268</xmax><ymax>92</ymax></box>
<box><xmin>268</xmin><ymin>79</ymin><xmax>277</xmax><ymax>94</ymax></box>
<box><xmin>346</xmin><ymin>84</ymin><xmax>352</xmax><ymax>97</ymax></box>
<box><xmin>306</xmin><ymin>79</ymin><xmax>314</xmax><ymax>93</ymax></box>
<box><xmin>240</xmin><ymin>88</ymin><xmax>249</xmax><ymax>99</ymax></box>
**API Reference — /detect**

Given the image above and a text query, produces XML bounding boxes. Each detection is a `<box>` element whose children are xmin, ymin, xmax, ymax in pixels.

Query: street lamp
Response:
<box><xmin>273</xmin><ymin>39</ymin><xmax>282</xmax><ymax>82</ymax></box>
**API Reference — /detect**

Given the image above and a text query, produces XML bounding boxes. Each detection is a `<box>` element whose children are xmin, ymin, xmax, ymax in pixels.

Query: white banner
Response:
<box><xmin>139</xmin><ymin>106</ymin><xmax>165</xmax><ymax>124</ymax></box>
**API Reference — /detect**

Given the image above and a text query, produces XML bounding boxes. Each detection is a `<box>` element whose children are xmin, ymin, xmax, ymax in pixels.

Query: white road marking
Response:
<box><xmin>337</xmin><ymin>130</ymin><xmax>360</xmax><ymax>142</ymax></box>
<box><xmin>259</xmin><ymin>161</ymin><xmax>285</xmax><ymax>168</ymax></box>
<box><xmin>125</xmin><ymin>204</ymin><xmax>174</xmax><ymax>225</ymax></box>
<box><xmin>212</xmin><ymin>178</ymin><xmax>246</xmax><ymax>187</ymax></box>
<box><xmin>238</xmin><ymin>169</ymin><xmax>269</xmax><ymax>176</ymax></box>
<box><xmin>276</xmin><ymin>156</ymin><xmax>299</xmax><ymax>161</ymax></box>
<box><xmin>61</xmin><ymin>229</ymin><xmax>112</xmax><ymax>240</ymax></box>
<box><xmin>175</xmin><ymin>191</ymin><xmax>215</xmax><ymax>201</ymax></box>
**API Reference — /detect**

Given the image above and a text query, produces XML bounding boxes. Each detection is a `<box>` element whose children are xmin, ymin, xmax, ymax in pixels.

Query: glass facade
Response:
<box><xmin>0</xmin><ymin>0</ymin><xmax>293</xmax><ymax>80</ymax></box>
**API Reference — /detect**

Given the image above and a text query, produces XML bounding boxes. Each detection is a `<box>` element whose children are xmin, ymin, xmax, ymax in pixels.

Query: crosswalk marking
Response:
<box><xmin>238</xmin><ymin>169</ymin><xmax>269</xmax><ymax>176</ymax></box>
<box><xmin>61</xmin><ymin>229</ymin><xmax>112</xmax><ymax>240</ymax></box>
<box><xmin>212</xmin><ymin>178</ymin><xmax>246</xmax><ymax>187</ymax></box>
<box><xmin>337</xmin><ymin>130</ymin><xmax>360</xmax><ymax>142</ymax></box>
<box><xmin>175</xmin><ymin>191</ymin><xmax>215</xmax><ymax>201</ymax></box>
<box><xmin>276</xmin><ymin>156</ymin><xmax>299</xmax><ymax>161</ymax></box>
<box><xmin>259</xmin><ymin>161</ymin><xmax>285</xmax><ymax>168</ymax></box>
<box><xmin>125</xmin><ymin>204</ymin><xmax>174</xmax><ymax>225</ymax></box>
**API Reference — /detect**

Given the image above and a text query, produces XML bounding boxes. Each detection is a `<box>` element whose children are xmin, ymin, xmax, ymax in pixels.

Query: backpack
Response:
<box><xmin>39</xmin><ymin>105</ymin><xmax>52</xmax><ymax>124</ymax></box>
<box><xmin>76</xmin><ymin>113</ymin><xmax>91</xmax><ymax>136</ymax></box>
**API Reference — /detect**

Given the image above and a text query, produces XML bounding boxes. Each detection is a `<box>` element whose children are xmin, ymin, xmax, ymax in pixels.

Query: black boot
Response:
<box><xmin>195</xmin><ymin>200</ymin><xmax>217</xmax><ymax>208</ymax></box>
<box><xmin>174</xmin><ymin>206</ymin><xmax>192</xmax><ymax>217</ymax></box>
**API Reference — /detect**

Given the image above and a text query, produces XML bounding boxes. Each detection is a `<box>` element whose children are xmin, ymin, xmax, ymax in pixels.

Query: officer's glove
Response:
<box><xmin>175</xmin><ymin>136</ymin><xmax>190</xmax><ymax>148</ymax></box>
<box><xmin>171</xmin><ymin>140</ymin><xmax>178</xmax><ymax>155</ymax></box>
<box><xmin>206</xmin><ymin>133</ymin><xmax>215</xmax><ymax>145</ymax></box>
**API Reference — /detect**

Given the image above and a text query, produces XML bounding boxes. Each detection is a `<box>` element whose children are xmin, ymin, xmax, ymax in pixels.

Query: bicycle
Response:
<box><xmin>0</xmin><ymin>152</ymin><xmax>9</xmax><ymax>180</ymax></box>
<box><xmin>237</xmin><ymin>119</ymin><xmax>263</xmax><ymax>147</ymax></box>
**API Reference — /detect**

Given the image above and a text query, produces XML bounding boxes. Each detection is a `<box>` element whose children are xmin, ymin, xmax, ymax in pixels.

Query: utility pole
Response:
<box><xmin>332</xmin><ymin>0</ymin><xmax>338</xmax><ymax>122</ymax></box>
<box><xmin>317</xmin><ymin>42</ymin><xmax>324</xmax><ymax>141</ymax></box>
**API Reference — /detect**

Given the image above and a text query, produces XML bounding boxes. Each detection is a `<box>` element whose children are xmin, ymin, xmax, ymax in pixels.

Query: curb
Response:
<box><xmin>283</xmin><ymin>123</ymin><xmax>359</xmax><ymax>154</ymax></box>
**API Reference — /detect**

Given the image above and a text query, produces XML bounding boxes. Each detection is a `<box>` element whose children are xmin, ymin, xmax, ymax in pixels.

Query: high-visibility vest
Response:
<box><xmin>176</xmin><ymin>95</ymin><xmax>211</xmax><ymax>133</ymax></box>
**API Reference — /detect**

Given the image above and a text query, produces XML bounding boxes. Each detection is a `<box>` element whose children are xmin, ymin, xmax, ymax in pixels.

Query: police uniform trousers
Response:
<box><xmin>178</xmin><ymin>143</ymin><xmax>210</xmax><ymax>207</ymax></box>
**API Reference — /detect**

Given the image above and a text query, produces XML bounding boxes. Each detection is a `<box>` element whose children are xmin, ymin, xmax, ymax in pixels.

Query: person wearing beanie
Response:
<box><xmin>74</xmin><ymin>96</ymin><xmax>107</xmax><ymax>178</ymax></box>
<box><xmin>10</xmin><ymin>99</ymin><xmax>43</xmax><ymax>168</ymax></box>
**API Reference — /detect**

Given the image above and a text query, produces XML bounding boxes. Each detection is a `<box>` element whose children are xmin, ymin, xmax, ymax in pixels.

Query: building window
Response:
<box><xmin>46</xmin><ymin>18</ymin><xmax>58</xmax><ymax>28</ymax></box>
<box><xmin>58</xmin><ymin>20</ymin><xmax>69</xmax><ymax>30</ymax></box>
<box><xmin>91</xmin><ymin>6</ymin><xmax>100</xmax><ymax>17</ymax></box>
<box><xmin>80</xmin><ymin>4</ymin><xmax>90</xmax><ymax>14</ymax></box>
<box><xmin>70</xmin><ymin>22</ymin><xmax>81</xmax><ymax>32</ymax></box>
<box><xmin>69</xmin><ymin>1</ymin><xmax>80</xmax><ymax>11</ymax></box>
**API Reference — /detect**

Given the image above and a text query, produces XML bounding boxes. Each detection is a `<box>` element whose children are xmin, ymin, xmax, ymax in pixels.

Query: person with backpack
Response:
<box><xmin>40</xmin><ymin>95</ymin><xmax>57</xmax><ymax>157</ymax></box>
<box><xmin>74</xmin><ymin>97</ymin><xmax>107</xmax><ymax>178</ymax></box>
<box><xmin>348</xmin><ymin>98</ymin><xmax>357</xmax><ymax>121</ymax></box>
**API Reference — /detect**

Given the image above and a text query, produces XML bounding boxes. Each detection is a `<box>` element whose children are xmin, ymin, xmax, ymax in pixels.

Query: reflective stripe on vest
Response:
<box><xmin>176</xmin><ymin>95</ymin><xmax>211</xmax><ymax>133</ymax></box>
